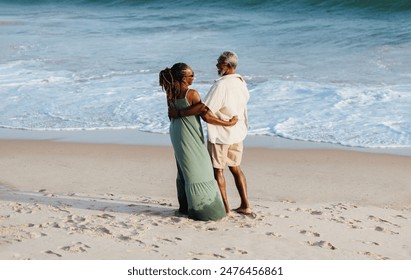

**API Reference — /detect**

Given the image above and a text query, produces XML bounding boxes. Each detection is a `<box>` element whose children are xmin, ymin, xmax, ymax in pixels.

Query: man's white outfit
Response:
<box><xmin>204</xmin><ymin>73</ymin><xmax>249</xmax><ymax>145</ymax></box>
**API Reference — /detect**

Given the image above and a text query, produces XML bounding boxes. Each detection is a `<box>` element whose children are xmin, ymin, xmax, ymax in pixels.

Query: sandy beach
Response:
<box><xmin>1</xmin><ymin>134</ymin><xmax>410</xmax><ymax>261</ymax></box>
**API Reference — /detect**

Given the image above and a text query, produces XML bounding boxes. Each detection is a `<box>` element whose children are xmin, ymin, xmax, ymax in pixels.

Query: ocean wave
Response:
<box><xmin>2</xmin><ymin>0</ymin><xmax>411</xmax><ymax>149</ymax></box>
<box><xmin>2</xmin><ymin>0</ymin><xmax>411</xmax><ymax>13</ymax></box>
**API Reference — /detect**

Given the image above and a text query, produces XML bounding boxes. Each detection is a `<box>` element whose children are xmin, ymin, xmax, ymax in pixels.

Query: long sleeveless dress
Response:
<box><xmin>169</xmin><ymin>90</ymin><xmax>226</xmax><ymax>221</ymax></box>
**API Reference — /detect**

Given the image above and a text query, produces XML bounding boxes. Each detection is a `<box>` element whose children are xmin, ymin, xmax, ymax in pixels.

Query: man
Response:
<box><xmin>169</xmin><ymin>51</ymin><xmax>251</xmax><ymax>215</ymax></box>
<box><xmin>203</xmin><ymin>51</ymin><xmax>251</xmax><ymax>215</ymax></box>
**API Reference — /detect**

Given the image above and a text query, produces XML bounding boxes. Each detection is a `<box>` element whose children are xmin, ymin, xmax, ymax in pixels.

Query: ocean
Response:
<box><xmin>1</xmin><ymin>0</ymin><xmax>411</xmax><ymax>148</ymax></box>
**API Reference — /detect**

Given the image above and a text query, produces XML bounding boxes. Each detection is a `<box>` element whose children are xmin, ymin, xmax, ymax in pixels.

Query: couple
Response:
<box><xmin>159</xmin><ymin>51</ymin><xmax>251</xmax><ymax>221</ymax></box>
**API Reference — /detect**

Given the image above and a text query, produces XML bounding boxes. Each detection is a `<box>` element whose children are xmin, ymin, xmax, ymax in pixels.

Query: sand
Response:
<box><xmin>1</xmin><ymin>139</ymin><xmax>411</xmax><ymax>260</ymax></box>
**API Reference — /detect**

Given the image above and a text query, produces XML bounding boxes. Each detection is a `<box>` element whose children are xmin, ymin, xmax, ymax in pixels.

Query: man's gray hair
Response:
<box><xmin>219</xmin><ymin>51</ymin><xmax>238</xmax><ymax>69</ymax></box>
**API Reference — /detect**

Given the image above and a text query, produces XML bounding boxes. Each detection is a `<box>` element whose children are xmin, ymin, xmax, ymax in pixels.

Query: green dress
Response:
<box><xmin>169</xmin><ymin>92</ymin><xmax>226</xmax><ymax>221</ymax></box>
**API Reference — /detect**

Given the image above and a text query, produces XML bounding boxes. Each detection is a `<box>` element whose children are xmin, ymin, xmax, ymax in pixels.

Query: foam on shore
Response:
<box><xmin>1</xmin><ymin>128</ymin><xmax>411</xmax><ymax>156</ymax></box>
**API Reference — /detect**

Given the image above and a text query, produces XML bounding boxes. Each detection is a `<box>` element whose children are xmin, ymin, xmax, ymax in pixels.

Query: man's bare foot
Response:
<box><xmin>234</xmin><ymin>207</ymin><xmax>253</xmax><ymax>215</ymax></box>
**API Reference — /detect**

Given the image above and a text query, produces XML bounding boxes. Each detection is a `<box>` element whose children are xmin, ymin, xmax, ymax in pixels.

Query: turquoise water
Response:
<box><xmin>1</xmin><ymin>0</ymin><xmax>411</xmax><ymax>148</ymax></box>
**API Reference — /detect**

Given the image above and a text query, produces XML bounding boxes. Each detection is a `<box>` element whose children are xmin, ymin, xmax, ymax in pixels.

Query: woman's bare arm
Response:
<box><xmin>168</xmin><ymin>102</ymin><xmax>207</xmax><ymax>118</ymax></box>
<box><xmin>201</xmin><ymin>111</ymin><xmax>238</xmax><ymax>126</ymax></box>
<box><xmin>168</xmin><ymin>89</ymin><xmax>237</xmax><ymax>126</ymax></box>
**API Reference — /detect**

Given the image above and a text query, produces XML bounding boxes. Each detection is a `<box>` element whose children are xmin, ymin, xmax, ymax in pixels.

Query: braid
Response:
<box><xmin>159</xmin><ymin>68</ymin><xmax>174</xmax><ymax>106</ymax></box>
<box><xmin>159</xmin><ymin>63</ymin><xmax>190</xmax><ymax>107</ymax></box>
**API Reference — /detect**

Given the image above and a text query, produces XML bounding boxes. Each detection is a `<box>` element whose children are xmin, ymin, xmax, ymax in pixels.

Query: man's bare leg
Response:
<box><xmin>229</xmin><ymin>166</ymin><xmax>251</xmax><ymax>214</ymax></box>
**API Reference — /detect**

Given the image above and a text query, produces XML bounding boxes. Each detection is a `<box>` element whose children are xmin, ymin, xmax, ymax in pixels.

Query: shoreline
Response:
<box><xmin>1</xmin><ymin>127</ymin><xmax>411</xmax><ymax>157</ymax></box>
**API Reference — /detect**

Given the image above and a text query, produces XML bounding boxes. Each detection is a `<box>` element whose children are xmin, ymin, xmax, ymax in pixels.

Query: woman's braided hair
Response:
<box><xmin>159</xmin><ymin>63</ymin><xmax>190</xmax><ymax>107</ymax></box>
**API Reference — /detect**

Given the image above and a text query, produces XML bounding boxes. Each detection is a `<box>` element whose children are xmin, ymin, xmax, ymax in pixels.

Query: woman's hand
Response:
<box><xmin>227</xmin><ymin>115</ymin><xmax>238</xmax><ymax>126</ymax></box>
<box><xmin>168</xmin><ymin>107</ymin><xmax>179</xmax><ymax>119</ymax></box>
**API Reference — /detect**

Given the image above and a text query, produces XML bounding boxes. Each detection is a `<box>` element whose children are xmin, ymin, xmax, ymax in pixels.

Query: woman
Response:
<box><xmin>159</xmin><ymin>63</ymin><xmax>237</xmax><ymax>221</ymax></box>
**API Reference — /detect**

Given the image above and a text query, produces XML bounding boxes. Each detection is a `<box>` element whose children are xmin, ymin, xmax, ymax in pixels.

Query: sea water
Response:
<box><xmin>1</xmin><ymin>0</ymin><xmax>411</xmax><ymax>148</ymax></box>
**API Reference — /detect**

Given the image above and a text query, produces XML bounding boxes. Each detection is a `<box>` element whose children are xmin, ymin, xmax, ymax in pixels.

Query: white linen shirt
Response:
<box><xmin>204</xmin><ymin>73</ymin><xmax>250</xmax><ymax>145</ymax></box>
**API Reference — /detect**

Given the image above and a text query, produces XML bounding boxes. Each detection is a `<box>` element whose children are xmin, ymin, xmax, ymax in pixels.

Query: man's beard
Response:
<box><xmin>218</xmin><ymin>69</ymin><xmax>226</xmax><ymax>77</ymax></box>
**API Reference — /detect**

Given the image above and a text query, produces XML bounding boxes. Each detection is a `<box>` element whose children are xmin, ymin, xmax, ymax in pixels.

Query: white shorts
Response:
<box><xmin>207</xmin><ymin>141</ymin><xmax>243</xmax><ymax>169</ymax></box>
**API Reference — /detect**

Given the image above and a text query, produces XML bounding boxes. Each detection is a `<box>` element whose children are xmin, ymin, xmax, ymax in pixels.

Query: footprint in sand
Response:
<box><xmin>368</xmin><ymin>215</ymin><xmax>400</xmax><ymax>227</ymax></box>
<box><xmin>266</xmin><ymin>232</ymin><xmax>282</xmax><ymax>238</ymax></box>
<box><xmin>96</xmin><ymin>226</ymin><xmax>112</xmax><ymax>235</ymax></box>
<box><xmin>97</xmin><ymin>213</ymin><xmax>115</xmax><ymax>219</ymax></box>
<box><xmin>275</xmin><ymin>214</ymin><xmax>289</xmax><ymax>219</ymax></box>
<box><xmin>375</xmin><ymin>226</ymin><xmax>384</xmax><ymax>232</ymax></box>
<box><xmin>299</xmin><ymin>230</ymin><xmax>320</xmax><ymax>237</ymax></box>
<box><xmin>60</xmin><ymin>242</ymin><xmax>90</xmax><ymax>253</ymax></box>
<box><xmin>150</xmin><ymin>244</ymin><xmax>160</xmax><ymax>253</ymax></box>
<box><xmin>287</xmin><ymin>207</ymin><xmax>324</xmax><ymax>217</ymax></box>
<box><xmin>187</xmin><ymin>251</ymin><xmax>226</xmax><ymax>259</ymax></box>
<box><xmin>374</xmin><ymin>226</ymin><xmax>399</xmax><ymax>235</ymax></box>
<box><xmin>28</xmin><ymin>231</ymin><xmax>47</xmax><ymax>239</ymax></box>
<box><xmin>330</xmin><ymin>216</ymin><xmax>362</xmax><ymax>229</ymax></box>
<box><xmin>169</xmin><ymin>217</ymin><xmax>185</xmax><ymax>223</ymax></box>
<box><xmin>206</xmin><ymin>227</ymin><xmax>218</xmax><ymax>231</ymax></box>
<box><xmin>150</xmin><ymin>237</ymin><xmax>178</xmax><ymax>250</ymax></box>
<box><xmin>42</xmin><ymin>221</ymin><xmax>61</xmax><ymax>229</ymax></box>
<box><xmin>134</xmin><ymin>239</ymin><xmax>146</xmax><ymax>247</ymax></box>
<box><xmin>0</xmin><ymin>215</ymin><xmax>10</xmax><ymax>221</ymax></box>
<box><xmin>66</xmin><ymin>215</ymin><xmax>86</xmax><ymax>223</ymax></box>
<box><xmin>360</xmin><ymin>251</ymin><xmax>389</xmax><ymax>260</ymax></box>
<box><xmin>280</xmin><ymin>200</ymin><xmax>296</xmax><ymax>204</ymax></box>
<box><xmin>50</xmin><ymin>206</ymin><xmax>70</xmax><ymax>213</ymax></box>
<box><xmin>361</xmin><ymin>241</ymin><xmax>380</xmax><ymax>246</ymax></box>
<box><xmin>117</xmin><ymin>234</ymin><xmax>132</xmax><ymax>241</ymax></box>
<box><xmin>163</xmin><ymin>238</ymin><xmax>175</xmax><ymax>243</ymax></box>
<box><xmin>334</xmin><ymin>203</ymin><xmax>355</xmax><ymax>211</ymax></box>
<box><xmin>307</xmin><ymin>240</ymin><xmax>336</xmax><ymax>250</ymax></box>
<box><xmin>224</xmin><ymin>247</ymin><xmax>248</xmax><ymax>255</ymax></box>
<box><xmin>43</xmin><ymin>250</ymin><xmax>62</xmax><ymax>258</ymax></box>
<box><xmin>394</xmin><ymin>214</ymin><xmax>407</xmax><ymax>220</ymax></box>
<box><xmin>13</xmin><ymin>204</ymin><xmax>33</xmax><ymax>214</ymax></box>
